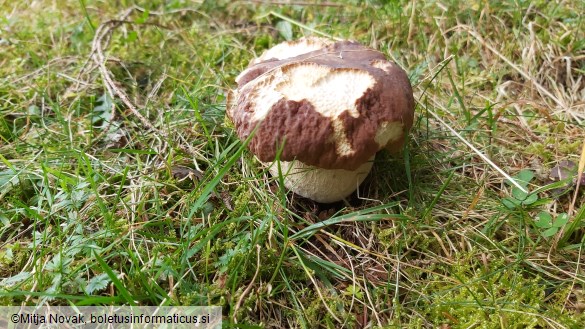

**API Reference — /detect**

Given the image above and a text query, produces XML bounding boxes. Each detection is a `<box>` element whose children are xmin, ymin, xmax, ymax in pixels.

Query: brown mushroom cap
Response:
<box><xmin>228</xmin><ymin>37</ymin><xmax>415</xmax><ymax>171</ymax></box>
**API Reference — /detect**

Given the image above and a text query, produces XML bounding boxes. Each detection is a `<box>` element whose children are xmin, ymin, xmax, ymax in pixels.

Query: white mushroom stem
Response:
<box><xmin>268</xmin><ymin>157</ymin><xmax>375</xmax><ymax>203</ymax></box>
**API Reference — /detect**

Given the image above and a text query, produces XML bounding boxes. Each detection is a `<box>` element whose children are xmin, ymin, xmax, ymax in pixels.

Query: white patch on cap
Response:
<box><xmin>331</xmin><ymin>119</ymin><xmax>353</xmax><ymax>156</ymax></box>
<box><xmin>371</xmin><ymin>59</ymin><xmax>395</xmax><ymax>74</ymax></box>
<box><xmin>277</xmin><ymin>65</ymin><xmax>374</xmax><ymax>118</ymax></box>
<box><xmin>247</xmin><ymin>63</ymin><xmax>375</xmax><ymax>157</ymax></box>
<box><xmin>247</xmin><ymin>69</ymin><xmax>289</xmax><ymax>121</ymax></box>
<box><xmin>374</xmin><ymin>121</ymin><xmax>404</xmax><ymax>147</ymax></box>
<box><xmin>247</xmin><ymin>70</ymin><xmax>287</xmax><ymax>120</ymax></box>
<box><xmin>253</xmin><ymin>37</ymin><xmax>332</xmax><ymax>64</ymax></box>
<box><xmin>248</xmin><ymin>64</ymin><xmax>376</xmax><ymax>121</ymax></box>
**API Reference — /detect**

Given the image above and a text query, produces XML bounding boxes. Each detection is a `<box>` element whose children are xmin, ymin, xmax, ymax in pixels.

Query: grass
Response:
<box><xmin>1</xmin><ymin>0</ymin><xmax>584</xmax><ymax>327</ymax></box>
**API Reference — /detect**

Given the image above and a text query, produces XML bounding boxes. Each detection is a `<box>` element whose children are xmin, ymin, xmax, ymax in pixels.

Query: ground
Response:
<box><xmin>1</xmin><ymin>0</ymin><xmax>584</xmax><ymax>328</ymax></box>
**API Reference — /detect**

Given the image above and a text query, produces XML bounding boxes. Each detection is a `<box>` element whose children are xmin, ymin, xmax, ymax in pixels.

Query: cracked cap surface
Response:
<box><xmin>228</xmin><ymin>37</ymin><xmax>415</xmax><ymax>171</ymax></box>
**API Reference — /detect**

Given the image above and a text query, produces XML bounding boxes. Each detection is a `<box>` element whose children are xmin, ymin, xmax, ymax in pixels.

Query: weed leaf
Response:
<box><xmin>85</xmin><ymin>273</ymin><xmax>111</xmax><ymax>295</ymax></box>
<box><xmin>542</xmin><ymin>227</ymin><xmax>558</xmax><ymax>238</ymax></box>
<box><xmin>535</xmin><ymin>212</ymin><xmax>552</xmax><ymax>228</ymax></box>
<box><xmin>516</xmin><ymin>169</ymin><xmax>535</xmax><ymax>186</ymax></box>
<box><xmin>554</xmin><ymin>214</ymin><xmax>569</xmax><ymax>228</ymax></box>
<box><xmin>276</xmin><ymin>20</ymin><xmax>293</xmax><ymax>41</ymax></box>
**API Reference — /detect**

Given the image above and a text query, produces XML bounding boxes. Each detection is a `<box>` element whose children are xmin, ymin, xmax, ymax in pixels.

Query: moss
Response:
<box><xmin>526</xmin><ymin>143</ymin><xmax>553</xmax><ymax>162</ymax></box>
<box><xmin>559</xmin><ymin>141</ymin><xmax>582</xmax><ymax>154</ymax></box>
<box><xmin>230</xmin><ymin>184</ymin><xmax>253</xmax><ymax>218</ymax></box>
<box><xmin>0</xmin><ymin>244</ymin><xmax>26</xmax><ymax>278</ymax></box>
<box><xmin>414</xmin><ymin>254</ymin><xmax>571</xmax><ymax>327</ymax></box>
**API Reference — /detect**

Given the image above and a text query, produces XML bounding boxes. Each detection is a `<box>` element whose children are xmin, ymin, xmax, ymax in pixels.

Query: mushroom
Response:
<box><xmin>228</xmin><ymin>37</ymin><xmax>415</xmax><ymax>203</ymax></box>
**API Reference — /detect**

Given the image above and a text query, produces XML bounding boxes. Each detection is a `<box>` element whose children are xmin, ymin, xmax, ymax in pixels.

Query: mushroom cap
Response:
<box><xmin>228</xmin><ymin>37</ymin><xmax>414</xmax><ymax>171</ymax></box>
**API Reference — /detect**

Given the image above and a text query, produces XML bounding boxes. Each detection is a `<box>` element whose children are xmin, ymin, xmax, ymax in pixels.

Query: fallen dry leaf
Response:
<box><xmin>171</xmin><ymin>166</ymin><xmax>202</xmax><ymax>182</ymax></box>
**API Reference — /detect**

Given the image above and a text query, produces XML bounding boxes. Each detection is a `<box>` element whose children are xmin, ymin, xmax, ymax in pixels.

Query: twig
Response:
<box><xmin>233</xmin><ymin>245</ymin><xmax>261</xmax><ymax>324</ymax></box>
<box><xmin>89</xmin><ymin>8</ymin><xmax>136</xmax><ymax>143</ymax></box>
<box><xmin>89</xmin><ymin>6</ymin><xmax>201</xmax><ymax>157</ymax></box>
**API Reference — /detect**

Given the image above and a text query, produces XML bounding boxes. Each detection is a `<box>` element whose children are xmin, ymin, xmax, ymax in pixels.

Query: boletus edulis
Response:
<box><xmin>228</xmin><ymin>37</ymin><xmax>415</xmax><ymax>203</ymax></box>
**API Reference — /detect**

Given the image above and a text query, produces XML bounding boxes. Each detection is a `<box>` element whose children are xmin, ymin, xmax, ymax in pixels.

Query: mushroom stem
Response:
<box><xmin>268</xmin><ymin>157</ymin><xmax>375</xmax><ymax>203</ymax></box>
